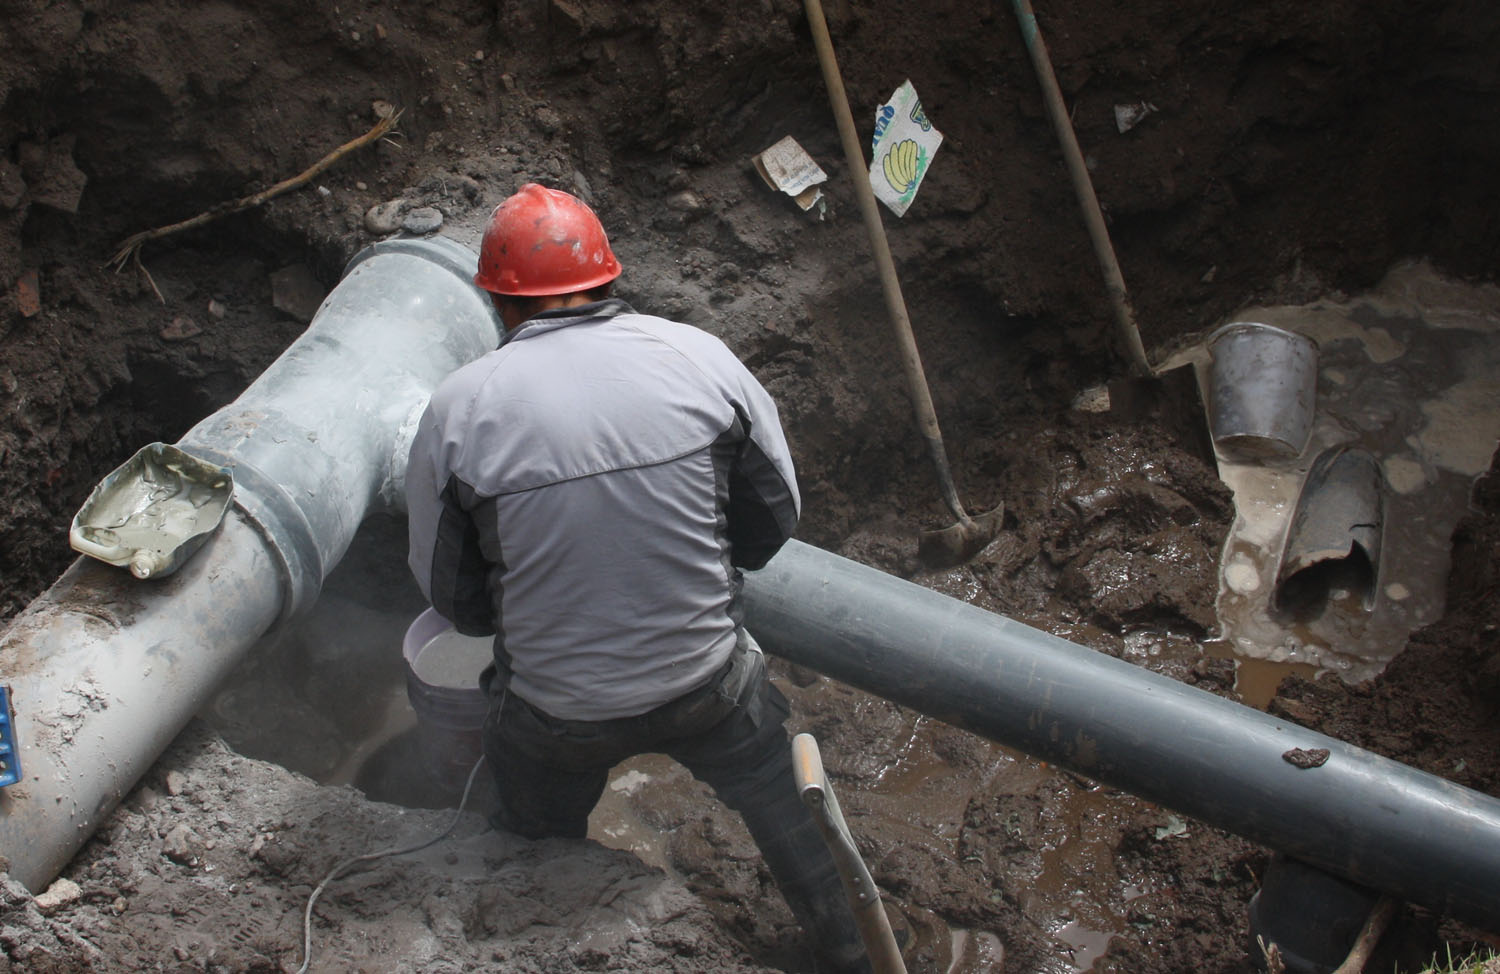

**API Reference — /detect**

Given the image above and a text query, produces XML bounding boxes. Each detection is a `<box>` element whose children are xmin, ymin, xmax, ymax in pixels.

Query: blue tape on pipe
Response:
<box><xmin>0</xmin><ymin>686</ymin><xmax>20</xmax><ymax>788</ymax></box>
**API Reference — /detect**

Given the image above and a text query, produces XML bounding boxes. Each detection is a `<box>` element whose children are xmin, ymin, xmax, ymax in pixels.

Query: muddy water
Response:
<box><xmin>1194</xmin><ymin>263</ymin><xmax>1500</xmax><ymax>690</ymax></box>
<box><xmin>586</xmin><ymin>712</ymin><xmax>1120</xmax><ymax>974</ymax></box>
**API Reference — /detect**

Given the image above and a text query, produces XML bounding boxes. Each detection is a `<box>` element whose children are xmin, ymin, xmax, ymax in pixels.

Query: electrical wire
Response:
<box><xmin>292</xmin><ymin>755</ymin><xmax>488</xmax><ymax>974</ymax></box>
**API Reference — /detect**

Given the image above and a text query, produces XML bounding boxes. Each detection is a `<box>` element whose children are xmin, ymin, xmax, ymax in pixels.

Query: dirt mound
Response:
<box><xmin>0</xmin><ymin>724</ymin><xmax>779</xmax><ymax>973</ymax></box>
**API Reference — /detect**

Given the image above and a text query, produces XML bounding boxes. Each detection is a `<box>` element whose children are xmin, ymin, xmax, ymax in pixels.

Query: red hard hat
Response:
<box><xmin>473</xmin><ymin>183</ymin><xmax>623</xmax><ymax>296</ymax></box>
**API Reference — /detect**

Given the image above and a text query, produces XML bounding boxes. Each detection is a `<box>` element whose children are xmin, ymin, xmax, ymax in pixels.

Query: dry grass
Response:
<box><xmin>1420</xmin><ymin>947</ymin><xmax>1500</xmax><ymax>974</ymax></box>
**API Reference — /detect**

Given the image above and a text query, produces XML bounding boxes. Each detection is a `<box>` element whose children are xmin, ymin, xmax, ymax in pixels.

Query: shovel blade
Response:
<box><xmin>917</xmin><ymin>503</ymin><xmax>1005</xmax><ymax>567</ymax></box>
<box><xmin>1108</xmin><ymin>363</ymin><xmax>1215</xmax><ymax>466</ymax></box>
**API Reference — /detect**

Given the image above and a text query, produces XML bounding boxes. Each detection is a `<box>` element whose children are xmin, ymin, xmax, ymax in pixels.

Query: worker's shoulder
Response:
<box><xmin>428</xmin><ymin>347</ymin><xmax>507</xmax><ymax>409</ymax></box>
<box><xmin>615</xmin><ymin>311</ymin><xmax>740</xmax><ymax>362</ymax></box>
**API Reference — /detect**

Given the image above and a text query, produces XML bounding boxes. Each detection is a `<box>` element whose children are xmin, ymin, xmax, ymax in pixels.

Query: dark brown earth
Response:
<box><xmin>3</xmin><ymin>1</ymin><xmax>1499</xmax><ymax>972</ymax></box>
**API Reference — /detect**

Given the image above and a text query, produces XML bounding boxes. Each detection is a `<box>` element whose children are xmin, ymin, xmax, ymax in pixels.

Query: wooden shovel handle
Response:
<box><xmin>792</xmin><ymin>733</ymin><xmax>908</xmax><ymax>974</ymax></box>
<box><xmin>802</xmin><ymin>0</ymin><xmax>972</xmax><ymax>524</ymax></box>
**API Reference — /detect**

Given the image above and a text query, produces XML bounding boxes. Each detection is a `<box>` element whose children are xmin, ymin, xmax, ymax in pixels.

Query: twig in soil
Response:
<box><xmin>129</xmin><ymin>249</ymin><xmax>164</xmax><ymax>303</ymax></box>
<box><xmin>1331</xmin><ymin>896</ymin><xmax>1398</xmax><ymax>974</ymax></box>
<box><xmin>106</xmin><ymin>111</ymin><xmax>402</xmax><ymax>299</ymax></box>
<box><xmin>1257</xmin><ymin>934</ymin><xmax>1287</xmax><ymax>974</ymax></box>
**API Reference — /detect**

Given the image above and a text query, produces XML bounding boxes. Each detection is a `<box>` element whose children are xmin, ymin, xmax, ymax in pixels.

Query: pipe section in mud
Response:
<box><xmin>743</xmin><ymin>540</ymin><xmax>1500</xmax><ymax>934</ymax></box>
<box><xmin>0</xmin><ymin>237</ymin><xmax>500</xmax><ymax>892</ymax></box>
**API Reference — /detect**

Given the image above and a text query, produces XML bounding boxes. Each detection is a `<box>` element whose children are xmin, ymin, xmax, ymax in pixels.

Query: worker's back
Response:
<box><xmin>406</xmin><ymin>300</ymin><xmax>799</xmax><ymax>721</ymax></box>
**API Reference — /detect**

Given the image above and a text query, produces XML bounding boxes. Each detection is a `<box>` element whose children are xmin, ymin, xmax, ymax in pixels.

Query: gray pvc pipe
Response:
<box><xmin>743</xmin><ymin>540</ymin><xmax>1500</xmax><ymax>933</ymax></box>
<box><xmin>0</xmin><ymin>236</ymin><xmax>499</xmax><ymax>891</ymax></box>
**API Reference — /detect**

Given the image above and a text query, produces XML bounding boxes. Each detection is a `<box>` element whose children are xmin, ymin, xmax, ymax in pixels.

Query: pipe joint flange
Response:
<box><xmin>381</xmin><ymin>398</ymin><xmax>429</xmax><ymax>515</ymax></box>
<box><xmin>342</xmin><ymin>234</ymin><xmax>489</xmax><ymax>286</ymax></box>
<box><xmin>178</xmin><ymin>445</ymin><xmax>325</xmax><ymax>621</ymax></box>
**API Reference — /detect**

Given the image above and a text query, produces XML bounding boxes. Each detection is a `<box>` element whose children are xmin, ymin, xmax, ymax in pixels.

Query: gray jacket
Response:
<box><xmin>406</xmin><ymin>299</ymin><xmax>799</xmax><ymax>720</ymax></box>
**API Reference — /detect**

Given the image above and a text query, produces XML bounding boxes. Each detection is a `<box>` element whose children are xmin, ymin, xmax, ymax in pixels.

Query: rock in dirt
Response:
<box><xmin>161</xmin><ymin>823</ymin><xmax>201</xmax><ymax>864</ymax></box>
<box><xmin>666</xmin><ymin>189</ymin><xmax>706</xmax><ymax>214</ymax></box>
<box><xmin>269</xmin><ymin>264</ymin><xmax>326</xmax><ymax>324</ymax></box>
<box><xmin>17</xmin><ymin>135</ymin><xmax>87</xmax><ymax>214</ymax></box>
<box><xmin>365</xmin><ymin>198</ymin><xmax>407</xmax><ymax>234</ymax></box>
<box><xmin>33</xmin><ymin>877</ymin><xmax>81</xmax><ymax>915</ymax></box>
<box><xmin>533</xmin><ymin>105</ymin><xmax>563</xmax><ymax>135</ymax></box>
<box><xmin>15</xmin><ymin>269</ymin><xmax>40</xmax><ymax>318</ymax></box>
<box><xmin>160</xmin><ymin>316</ymin><xmax>201</xmax><ymax>341</ymax></box>
<box><xmin>401</xmin><ymin>206</ymin><xmax>444</xmax><ymax>234</ymax></box>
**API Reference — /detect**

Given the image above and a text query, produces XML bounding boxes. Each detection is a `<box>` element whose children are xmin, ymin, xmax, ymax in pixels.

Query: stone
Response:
<box><xmin>666</xmin><ymin>190</ymin><xmax>705</xmax><ymax>214</ymax></box>
<box><xmin>15</xmin><ymin>269</ymin><xmax>40</xmax><ymax>317</ymax></box>
<box><xmin>18</xmin><ymin>135</ymin><xmax>87</xmax><ymax>214</ymax></box>
<box><xmin>161</xmin><ymin>823</ymin><xmax>200</xmax><ymax>865</ymax></box>
<box><xmin>269</xmin><ymin>264</ymin><xmax>326</xmax><ymax>324</ymax></box>
<box><xmin>34</xmin><ymin>877</ymin><xmax>82</xmax><ymax>914</ymax></box>
<box><xmin>160</xmin><ymin>316</ymin><xmax>201</xmax><ymax>342</ymax></box>
<box><xmin>533</xmin><ymin>105</ymin><xmax>563</xmax><ymax>136</ymax></box>
<box><xmin>365</xmin><ymin>198</ymin><xmax>407</xmax><ymax>235</ymax></box>
<box><xmin>401</xmin><ymin>206</ymin><xmax>444</xmax><ymax>234</ymax></box>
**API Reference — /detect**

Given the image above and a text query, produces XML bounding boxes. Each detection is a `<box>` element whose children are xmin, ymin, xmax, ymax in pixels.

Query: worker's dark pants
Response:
<box><xmin>480</xmin><ymin>633</ymin><xmax>870</xmax><ymax>973</ymax></box>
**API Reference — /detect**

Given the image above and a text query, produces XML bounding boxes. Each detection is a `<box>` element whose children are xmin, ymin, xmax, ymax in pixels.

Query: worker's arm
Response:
<box><xmin>406</xmin><ymin>401</ymin><xmax>497</xmax><ymax>637</ymax></box>
<box><xmin>724</xmin><ymin>376</ymin><xmax>801</xmax><ymax>571</ymax></box>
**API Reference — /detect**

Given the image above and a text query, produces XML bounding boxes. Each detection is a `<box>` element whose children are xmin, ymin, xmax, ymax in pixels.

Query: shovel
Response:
<box><xmin>791</xmin><ymin>733</ymin><xmax>908</xmax><ymax>974</ymax></box>
<box><xmin>1008</xmin><ymin>0</ymin><xmax>1214</xmax><ymax>461</ymax></box>
<box><xmin>1009</xmin><ymin>0</ymin><xmax>1150</xmax><ymax>377</ymax></box>
<box><xmin>803</xmin><ymin>0</ymin><xmax>1004</xmax><ymax>566</ymax></box>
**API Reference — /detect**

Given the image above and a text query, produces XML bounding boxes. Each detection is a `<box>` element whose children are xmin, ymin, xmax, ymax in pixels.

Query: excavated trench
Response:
<box><xmin>4</xmin><ymin>2</ymin><xmax>1500</xmax><ymax>973</ymax></box>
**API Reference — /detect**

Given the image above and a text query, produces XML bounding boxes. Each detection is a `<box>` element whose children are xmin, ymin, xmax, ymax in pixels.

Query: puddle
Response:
<box><xmin>1024</xmin><ymin>784</ymin><xmax>1153</xmax><ymax>974</ymax></box>
<box><xmin>800</xmin><ymin>710</ymin><xmax>1145</xmax><ymax>974</ymax></box>
<box><xmin>1193</xmin><ymin>263</ymin><xmax>1500</xmax><ymax>687</ymax></box>
<box><xmin>1210</xmin><ymin>650</ymin><xmax>1316</xmax><ymax>710</ymax></box>
<box><xmin>947</xmin><ymin>928</ymin><xmax>1005</xmax><ymax>972</ymax></box>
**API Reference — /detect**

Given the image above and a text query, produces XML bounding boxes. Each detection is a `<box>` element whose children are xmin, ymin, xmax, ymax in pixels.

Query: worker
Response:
<box><xmin>405</xmin><ymin>183</ymin><xmax>872</xmax><ymax>974</ymax></box>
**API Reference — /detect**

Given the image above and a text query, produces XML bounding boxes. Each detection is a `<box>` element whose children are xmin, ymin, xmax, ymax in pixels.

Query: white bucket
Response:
<box><xmin>1207</xmin><ymin>322</ymin><xmax>1319</xmax><ymax>462</ymax></box>
<box><xmin>402</xmin><ymin>608</ymin><xmax>490</xmax><ymax>792</ymax></box>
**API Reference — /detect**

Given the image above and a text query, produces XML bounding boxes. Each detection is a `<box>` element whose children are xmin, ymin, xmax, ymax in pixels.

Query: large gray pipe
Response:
<box><xmin>743</xmin><ymin>540</ymin><xmax>1500</xmax><ymax>933</ymax></box>
<box><xmin>0</xmin><ymin>236</ymin><xmax>499</xmax><ymax>891</ymax></box>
